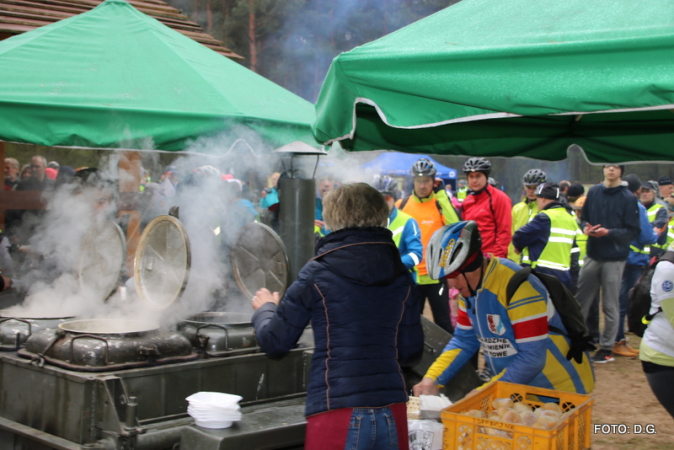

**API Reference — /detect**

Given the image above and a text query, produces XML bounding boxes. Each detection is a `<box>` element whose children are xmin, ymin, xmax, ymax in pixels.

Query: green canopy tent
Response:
<box><xmin>0</xmin><ymin>0</ymin><xmax>317</xmax><ymax>151</ymax></box>
<box><xmin>313</xmin><ymin>0</ymin><xmax>674</xmax><ymax>163</ymax></box>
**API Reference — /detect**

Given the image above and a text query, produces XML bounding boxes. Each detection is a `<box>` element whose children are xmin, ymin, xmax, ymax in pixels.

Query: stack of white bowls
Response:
<box><xmin>186</xmin><ymin>392</ymin><xmax>243</xmax><ymax>429</ymax></box>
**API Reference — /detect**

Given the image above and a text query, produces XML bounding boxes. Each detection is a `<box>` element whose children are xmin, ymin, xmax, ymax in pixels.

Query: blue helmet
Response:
<box><xmin>426</xmin><ymin>221</ymin><xmax>483</xmax><ymax>280</ymax></box>
<box><xmin>373</xmin><ymin>175</ymin><xmax>399</xmax><ymax>199</ymax></box>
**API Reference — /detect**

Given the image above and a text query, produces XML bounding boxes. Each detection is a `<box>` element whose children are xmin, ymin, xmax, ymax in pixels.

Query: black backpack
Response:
<box><xmin>627</xmin><ymin>251</ymin><xmax>674</xmax><ymax>338</ymax></box>
<box><xmin>506</xmin><ymin>267</ymin><xmax>594</xmax><ymax>364</ymax></box>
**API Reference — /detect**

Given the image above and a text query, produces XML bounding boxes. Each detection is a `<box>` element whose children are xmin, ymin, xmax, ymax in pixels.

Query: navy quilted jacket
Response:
<box><xmin>252</xmin><ymin>226</ymin><xmax>424</xmax><ymax>416</ymax></box>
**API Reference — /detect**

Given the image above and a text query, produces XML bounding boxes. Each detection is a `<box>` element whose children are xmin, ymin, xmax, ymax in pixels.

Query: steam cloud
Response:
<box><xmin>2</xmin><ymin>129</ymin><xmax>388</xmax><ymax>330</ymax></box>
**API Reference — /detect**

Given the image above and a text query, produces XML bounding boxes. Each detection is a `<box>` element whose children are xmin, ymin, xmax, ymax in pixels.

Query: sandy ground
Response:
<box><xmin>590</xmin><ymin>335</ymin><xmax>673</xmax><ymax>450</ymax></box>
<box><xmin>422</xmin><ymin>304</ymin><xmax>674</xmax><ymax>449</ymax></box>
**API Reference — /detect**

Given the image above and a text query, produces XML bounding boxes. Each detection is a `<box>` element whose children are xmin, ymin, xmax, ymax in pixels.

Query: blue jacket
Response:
<box><xmin>388</xmin><ymin>207</ymin><xmax>423</xmax><ymax>271</ymax></box>
<box><xmin>427</xmin><ymin>257</ymin><xmax>594</xmax><ymax>395</ymax></box>
<box><xmin>626</xmin><ymin>203</ymin><xmax>658</xmax><ymax>267</ymax></box>
<box><xmin>580</xmin><ymin>183</ymin><xmax>640</xmax><ymax>261</ymax></box>
<box><xmin>259</xmin><ymin>187</ymin><xmax>279</xmax><ymax>209</ymax></box>
<box><xmin>252</xmin><ymin>227</ymin><xmax>424</xmax><ymax>416</ymax></box>
<box><xmin>511</xmin><ymin>202</ymin><xmax>578</xmax><ymax>290</ymax></box>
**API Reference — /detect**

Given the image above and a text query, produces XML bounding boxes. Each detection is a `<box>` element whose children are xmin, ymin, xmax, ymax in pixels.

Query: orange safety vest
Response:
<box><xmin>396</xmin><ymin>196</ymin><xmax>444</xmax><ymax>277</ymax></box>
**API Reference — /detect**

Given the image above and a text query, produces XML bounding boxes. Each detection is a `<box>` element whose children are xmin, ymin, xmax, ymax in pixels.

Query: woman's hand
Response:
<box><xmin>413</xmin><ymin>377</ymin><xmax>440</xmax><ymax>396</ymax></box>
<box><xmin>252</xmin><ymin>288</ymin><xmax>280</xmax><ymax>310</ymax></box>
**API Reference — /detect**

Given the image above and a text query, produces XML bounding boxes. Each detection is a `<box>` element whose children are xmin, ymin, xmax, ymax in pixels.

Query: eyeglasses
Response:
<box><xmin>30</xmin><ymin>164</ymin><xmax>43</xmax><ymax>169</ymax></box>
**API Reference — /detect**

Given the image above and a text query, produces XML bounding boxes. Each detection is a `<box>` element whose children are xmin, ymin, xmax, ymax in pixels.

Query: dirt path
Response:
<box><xmin>590</xmin><ymin>336</ymin><xmax>673</xmax><ymax>450</ymax></box>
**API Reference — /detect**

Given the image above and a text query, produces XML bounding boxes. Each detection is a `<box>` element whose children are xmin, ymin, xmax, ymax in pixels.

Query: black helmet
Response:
<box><xmin>462</xmin><ymin>157</ymin><xmax>491</xmax><ymax>176</ymax></box>
<box><xmin>522</xmin><ymin>169</ymin><xmax>547</xmax><ymax>185</ymax></box>
<box><xmin>410</xmin><ymin>158</ymin><xmax>437</xmax><ymax>178</ymax></box>
<box><xmin>373</xmin><ymin>175</ymin><xmax>399</xmax><ymax>199</ymax></box>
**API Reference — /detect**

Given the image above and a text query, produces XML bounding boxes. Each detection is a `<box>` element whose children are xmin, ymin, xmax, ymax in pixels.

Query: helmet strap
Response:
<box><xmin>461</xmin><ymin>259</ymin><xmax>485</xmax><ymax>298</ymax></box>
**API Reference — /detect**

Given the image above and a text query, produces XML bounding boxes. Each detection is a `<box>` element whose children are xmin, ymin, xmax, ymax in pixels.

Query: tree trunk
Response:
<box><xmin>222</xmin><ymin>0</ymin><xmax>229</xmax><ymax>30</ymax></box>
<box><xmin>206</xmin><ymin>0</ymin><xmax>212</xmax><ymax>32</ymax></box>
<box><xmin>248</xmin><ymin>0</ymin><xmax>257</xmax><ymax>72</ymax></box>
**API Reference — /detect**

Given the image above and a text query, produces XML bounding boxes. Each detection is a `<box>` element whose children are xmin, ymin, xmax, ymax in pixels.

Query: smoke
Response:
<box><xmin>2</xmin><ymin>128</ymin><xmax>391</xmax><ymax>331</ymax></box>
<box><xmin>4</xmin><ymin>158</ymin><xmax>121</xmax><ymax>318</ymax></box>
<box><xmin>271</xmin><ymin>1</ymin><xmax>458</xmax><ymax>101</ymax></box>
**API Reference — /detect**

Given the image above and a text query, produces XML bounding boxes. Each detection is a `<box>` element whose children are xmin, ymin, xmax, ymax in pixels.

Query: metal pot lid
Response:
<box><xmin>231</xmin><ymin>222</ymin><xmax>289</xmax><ymax>300</ymax></box>
<box><xmin>58</xmin><ymin>318</ymin><xmax>159</xmax><ymax>335</ymax></box>
<box><xmin>0</xmin><ymin>310</ymin><xmax>76</xmax><ymax>320</ymax></box>
<box><xmin>182</xmin><ymin>312</ymin><xmax>252</xmax><ymax>325</ymax></box>
<box><xmin>134</xmin><ymin>215</ymin><xmax>191</xmax><ymax>311</ymax></box>
<box><xmin>76</xmin><ymin>220</ymin><xmax>126</xmax><ymax>303</ymax></box>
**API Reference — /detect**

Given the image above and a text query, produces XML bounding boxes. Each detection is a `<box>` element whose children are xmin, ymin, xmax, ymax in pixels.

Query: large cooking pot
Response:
<box><xmin>20</xmin><ymin>319</ymin><xmax>197</xmax><ymax>371</ymax></box>
<box><xmin>0</xmin><ymin>221</ymin><xmax>127</xmax><ymax>352</ymax></box>
<box><xmin>178</xmin><ymin>312</ymin><xmax>258</xmax><ymax>357</ymax></box>
<box><xmin>0</xmin><ymin>313</ymin><xmax>75</xmax><ymax>351</ymax></box>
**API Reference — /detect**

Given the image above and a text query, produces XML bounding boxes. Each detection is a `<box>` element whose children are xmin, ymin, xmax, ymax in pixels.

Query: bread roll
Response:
<box><xmin>496</xmin><ymin>406</ymin><xmax>514</xmax><ymax>417</ymax></box>
<box><xmin>502</xmin><ymin>410</ymin><xmax>523</xmax><ymax>424</ymax></box>
<box><xmin>519</xmin><ymin>411</ymin><xmax>538</xmax><ymax>426</ymax></box>
<box><xmin>541</xmin><ymin>403</ymin><xmax>563</xmax><ymax>415</ymax></box>
<box><xmin>464</xmin><ymin>409</ymin><xmax>486</xmax><ymax>418</ymax></box>
<box><xmin>539</xmin><ymin>409</ymin><xmax>562</xmax><ymax>419</ymax></box>
<box><xmin>492</xmin><ymin>398</ymin><xmax>514</xmax><ymax>410</ymax></box>
<box><xmin>513</xmin><ymin>402</ymin><xmax>532</xmax><ymax>414</ymax></box>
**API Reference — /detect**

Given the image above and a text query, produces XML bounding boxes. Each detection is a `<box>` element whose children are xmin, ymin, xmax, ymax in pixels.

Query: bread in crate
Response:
<box><xmin>441</xmin><ymin>381</ymin><xmax>593</xmax><ymax>450</ymax></box>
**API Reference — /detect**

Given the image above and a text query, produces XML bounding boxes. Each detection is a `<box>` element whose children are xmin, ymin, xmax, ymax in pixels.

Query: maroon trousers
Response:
<box><xmin>304</xmin><ymin>403</ymin><xmax>409</xmax><ymax>450</ymax></box>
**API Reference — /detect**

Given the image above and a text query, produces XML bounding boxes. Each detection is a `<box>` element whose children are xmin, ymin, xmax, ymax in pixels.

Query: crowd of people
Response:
<box><xmin>4</xmin><ymin>153</ymin><xmax>674</xmax><ymax>448</ymax></box>
<box><xmin>250</xmin><ymin>157</ymin><xmax>674</xmax><ymax>449</ymax></box>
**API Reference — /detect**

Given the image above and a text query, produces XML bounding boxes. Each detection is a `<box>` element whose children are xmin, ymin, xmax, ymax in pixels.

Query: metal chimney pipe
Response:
<box><xmin>279</xmin><ymin>178</ymin><xmax>316</xmax><ymax>283</ymax></box>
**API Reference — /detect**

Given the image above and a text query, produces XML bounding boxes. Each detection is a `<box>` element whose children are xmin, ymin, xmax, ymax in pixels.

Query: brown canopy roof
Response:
<box><xmin>0</xmin><ymin>0</ymin><xmax>242</xmax><ymax>58</ymax></box>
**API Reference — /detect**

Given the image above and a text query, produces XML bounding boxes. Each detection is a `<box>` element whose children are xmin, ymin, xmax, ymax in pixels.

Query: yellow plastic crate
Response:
<box><xmin>441</xmin><ymin>381</ymin><xmax>593</xmax><ymax>450</ymax></box>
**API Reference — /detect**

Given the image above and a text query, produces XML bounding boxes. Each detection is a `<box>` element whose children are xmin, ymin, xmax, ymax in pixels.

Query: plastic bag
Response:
<box><xmin>408</xmin><ymin>420</ymin><xmax>443</xmax><ymax>450</ymax></box>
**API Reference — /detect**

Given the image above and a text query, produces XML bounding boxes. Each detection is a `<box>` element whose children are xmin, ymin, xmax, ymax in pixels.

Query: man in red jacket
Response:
<box><xmin>461</xmin><ymin>157</ymin><xmax>512</xmax><ymax>258</ymax></box>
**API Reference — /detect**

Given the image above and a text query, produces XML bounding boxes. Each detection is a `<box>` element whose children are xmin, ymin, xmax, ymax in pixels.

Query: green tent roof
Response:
<box><xmin>0</xmin><ymin>0</ymin><xmax>317</xmax><ymax>151</ymax></box>
<box><xmin>313</xmin><ymin>0</ymin><xmax>674</xmax><ymax>163</ymax></box>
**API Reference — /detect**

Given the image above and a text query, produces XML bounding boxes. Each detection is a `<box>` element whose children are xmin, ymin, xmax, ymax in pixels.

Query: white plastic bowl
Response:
<box><xmin>193</xmin><ymin>418</ymin><xmax>234</xmax><ymax>429</ymax></box>
<box><xmin>186</xmin><ymin>391</ymin><xmax>243</xmax><ymax>429</ymax></box>
<box><xmin>187</xmin><ymin>407</ymin><xmax>241</xmax><ymax>420</ymax></box>
<box><xmin>186</xmin><ymin>392</ymin><xmax>242</xmax><ymax>407</ymax></box>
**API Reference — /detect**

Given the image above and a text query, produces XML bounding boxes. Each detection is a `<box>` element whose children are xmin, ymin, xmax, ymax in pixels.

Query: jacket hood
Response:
<box><xmin>314</xmin><ymin>227</ymin><xmax>406</xmax><ymax>286</ymax></box>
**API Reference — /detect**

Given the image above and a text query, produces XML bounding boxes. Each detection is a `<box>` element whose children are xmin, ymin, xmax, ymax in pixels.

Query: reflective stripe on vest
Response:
<box><xmin>647</xmin><ymin>205</ymin><xmax>670</xmax><ymax>251</ymax></box>
<box><xmin>388</xmin><ymin>209</ymin><xmax>421</xmax><ymax>268</ymax></box>
<box><xmin>646</xmin><ymin>203</ymin><xmax>663</xmax><ymax>221</ymax></box>
<box><xmin>575</xmin><ymin>228</ymin><xmax>587</xmax><ymax>266</ymax></box>
<box><xmin>522</xmin><ymin>208</ymin><xmax>578</xmax><ymax>271</ymax></box>
<box><xmin>629</xmin><ymin>245</ymin><xmax>651</xmax><ymax>255</ymax></box>
<box><xmin>655</xmin><ymin>216</ymin><xmax>674</xmax><ymax>251</ymax></box>
<box><xmin>389</xmin><ymin>209</ymin><xmax>412</xmax><ymax>247</ymax></box>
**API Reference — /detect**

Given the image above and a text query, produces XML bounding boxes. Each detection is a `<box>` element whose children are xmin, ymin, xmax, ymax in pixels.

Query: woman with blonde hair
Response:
<box><xmin>252</xmin><ymin>182</ymin><xmax>423</xmax><ymax>450</ymax></box>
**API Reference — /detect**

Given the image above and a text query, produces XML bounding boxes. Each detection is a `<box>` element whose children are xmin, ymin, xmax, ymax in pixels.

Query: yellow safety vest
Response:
<box><xmin>508</xmin><ymin>199</ymin><xmax>539</xmax><ymax>262</ymax></box>
<box><xmin>522</xmin><ymin>208</ymin><xmax>578</xmax><ymax>271</ymax></box>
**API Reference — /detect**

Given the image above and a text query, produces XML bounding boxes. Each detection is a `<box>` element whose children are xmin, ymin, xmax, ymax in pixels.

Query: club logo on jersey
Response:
<box><xmin>663</xmin><ymin>280</ymin><xmax>673</xmax><ymax>293</ymax></box>
<box><xmin>487</xmin><ymin>314</ymin><xmax>505</xmax><ymax>336</ymax></box>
